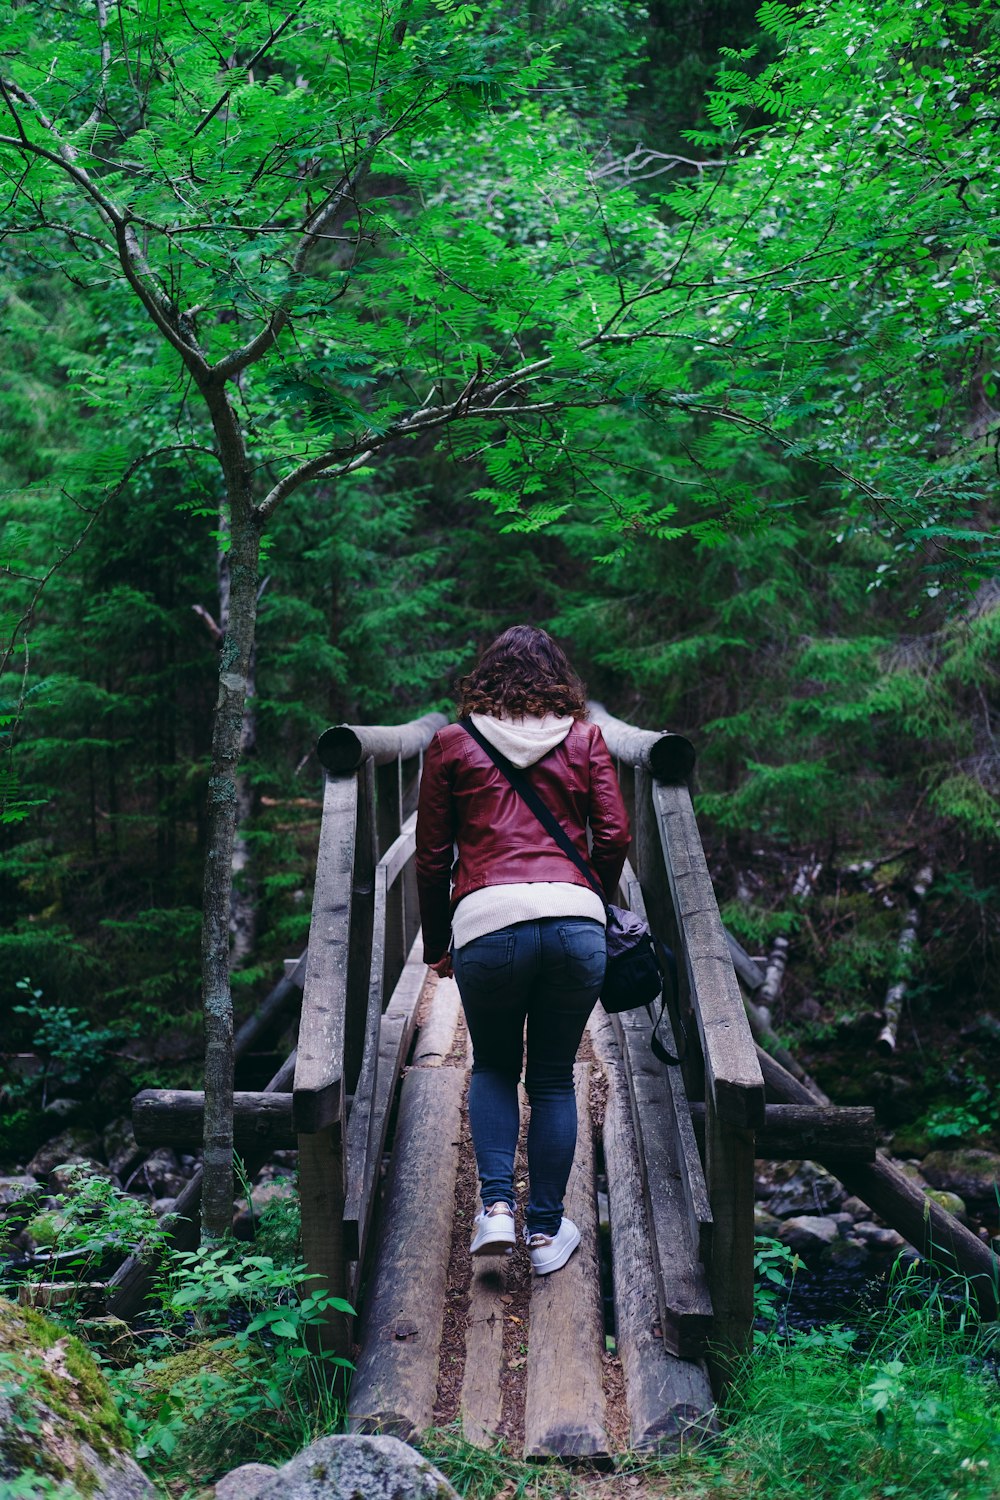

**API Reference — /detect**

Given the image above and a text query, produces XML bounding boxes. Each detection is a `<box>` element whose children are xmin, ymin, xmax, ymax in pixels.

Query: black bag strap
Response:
<box><xmin>459</xmin><ymin>717</ymin><xmax>608</xmax><ymax>908</ymax></box>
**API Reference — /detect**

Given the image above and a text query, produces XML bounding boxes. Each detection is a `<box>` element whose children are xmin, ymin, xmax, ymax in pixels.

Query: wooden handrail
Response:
<box><xmin>316</xmin><ymin>712</ymin><xmax>447</xmax><ymax>773</ymax></box>
<box><xmin>652</xmin><ymin>779</ymin><xmax>764</xmax><ymax>1128</ymax></box>
<box><xmin>588</xmin><ymin>702</ymin><xmax>696</xmax><ymax>784</ymax></box>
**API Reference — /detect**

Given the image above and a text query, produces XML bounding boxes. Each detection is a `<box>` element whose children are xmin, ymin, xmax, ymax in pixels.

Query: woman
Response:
<box><xmin>415</xmin><ymin>626</ymin><xmax>630</xmax><ymax>1275</ymax></box>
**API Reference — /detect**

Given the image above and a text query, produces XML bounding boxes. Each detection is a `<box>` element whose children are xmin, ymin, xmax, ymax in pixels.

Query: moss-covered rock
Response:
<box><xmin>922</xmin><ymin>1148</ymin><xmax>1000</xmax><ymax>1208</ymax></box>
<box><xmin>0</xmin><ymin>1297</ymin><xmax>154</xmax><ymax>1498</ymax></box>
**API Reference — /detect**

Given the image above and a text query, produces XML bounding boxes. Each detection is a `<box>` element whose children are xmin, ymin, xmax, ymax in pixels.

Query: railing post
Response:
<box><xmin>651</xmin><ymin>778</ymin><xmax>764</xmax><ymax>1385</ymax></box>
<box><xmin>634</xmin><ymin>765</ymin><xmax>705</xmax><ymax>1104</ymax></box>
<box><xmin>294</xmin><ymin>769</ymin><xmax>358</xmax><ymax>1359</ymax></box>
<box><xmin>376</xmin><ymin>757</ymin><xmax>406</xmax><ymax>1003</ymax></box>
<box><xmin>400</xmin><ymin>751</ymin><xmax>422</xmax><ymax>959</ymax></box>
<box><xmin>344</xmin><ymin>759</ymin><xmax>376</xmax><ymax>1098</ymax></box>
<box><xmin>704</xmin><ymin>1109</ymin><xmax>756</xmax><ymax>1387</ymax></box>
<box><xmin>591</xmin><ymin>705</ymin><xmax>763</xmax><ymax>1391</ymax></box>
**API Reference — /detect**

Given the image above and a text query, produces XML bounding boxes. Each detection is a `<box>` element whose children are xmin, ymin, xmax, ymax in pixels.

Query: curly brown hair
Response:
<box><xmin>456</xmin><ymin>625</ymin><xmax>588</xmax><ymax>720</ymax></box>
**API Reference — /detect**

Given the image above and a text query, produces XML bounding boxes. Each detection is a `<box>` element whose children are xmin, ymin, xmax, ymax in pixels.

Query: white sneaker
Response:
<box><xmin>470</xmin><ymin>1202</ymin><xmax>516</xmax><ymax>1256</ymax></box>
<box><xmin>526</xmin><ymin>1217</ymin><xmax>581</xmax><ymax>1275</ymax></box>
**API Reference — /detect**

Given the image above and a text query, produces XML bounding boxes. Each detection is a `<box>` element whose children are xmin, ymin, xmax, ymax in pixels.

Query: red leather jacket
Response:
<box><xmin>416</xmin><ymin>719</ymin><xmax>631</xmax><ymax>962</ymax></box>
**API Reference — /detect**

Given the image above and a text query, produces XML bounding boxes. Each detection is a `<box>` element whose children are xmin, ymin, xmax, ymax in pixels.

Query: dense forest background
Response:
<box><xmin>1</xmin><ymin>0</ymin><xmax>998</xmax><ymax>1166</ymax></box>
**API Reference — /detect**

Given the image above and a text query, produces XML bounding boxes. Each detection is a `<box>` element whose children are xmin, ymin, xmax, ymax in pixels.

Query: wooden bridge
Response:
<box><xmin>118</xmin><ymin>706</ymin><xmax>999</xmax><ymax>1459</ymax></box>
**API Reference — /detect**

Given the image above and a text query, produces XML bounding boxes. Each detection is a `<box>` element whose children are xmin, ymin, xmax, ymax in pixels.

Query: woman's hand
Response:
<box><xmin>430</xmin><ymin>954</ymin><xmax>454</xmax><ymax>979</ymax></box>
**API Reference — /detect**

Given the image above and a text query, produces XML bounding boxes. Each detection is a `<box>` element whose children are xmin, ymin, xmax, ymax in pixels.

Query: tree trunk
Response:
<box><xmin>200</xmin><ymin>487</ymin><xmax>262</xmax><ymax>1239</ymax></box>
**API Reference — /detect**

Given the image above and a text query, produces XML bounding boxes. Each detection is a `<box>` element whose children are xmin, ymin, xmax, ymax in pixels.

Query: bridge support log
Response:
<box><xmin>688</xmin><ymin>1103</ymin><xmax>876</xmax><ymax>1163</ymax></box>
<box><xmin>758</xmin><ymin>1047</ymin><xmax>999</xmax><ymax>1318</ymax></box>
<box><xmin>132</xmin><ymin>1090</ymin><xmax>295</xmax><ymax>1150</ymax></box>
<box><xmin>593</xmin><ymin>1014</ymin><xmax>717</xmax><ymax>1451</ymax></box>
<box><xmin>348</xmin><ymin>1067</ymin><xmax>465</xmax><ymax>1438</ymax></box>
<box><xmin>609</xmin><ymin>1006</ymin><xmax>712</xmax><ymax>1359</ymax></box>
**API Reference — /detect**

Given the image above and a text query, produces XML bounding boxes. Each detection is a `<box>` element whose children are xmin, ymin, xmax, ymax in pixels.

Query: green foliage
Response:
<box><xmin>113</xmin><ymin>1240</ymin><xmax>353</xmax><ymax>1483</ymax></box>
<box><xmin>721</xmin><ymin>1270</ymin><xmax>1000</xmax><ymax>1500</ymax></box>
<box><xmin>922</xmin><ymin>1072</ymin><xmax>999</xmax><ymax>1143</ymax></box>
<box><xmin>753</xmin><ymin>1236</ymin><xmax>801</xmax><ymax>1330</ymax></box>
<box><xmin>0</xmin><ymin>1167</ymin><xmax>170</xmax><ymax>1315</ymax></box>
<box><xmin>10</xmin><ymin>978</ymin><xmax>128</xmax><ymax>1107</ymax></box>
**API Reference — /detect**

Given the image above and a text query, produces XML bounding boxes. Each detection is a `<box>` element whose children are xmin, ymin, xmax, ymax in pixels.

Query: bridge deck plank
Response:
<box><xmin>523</xmin><ymin>1065</ymin><xmax>608</xmax><ymax>1460</ymax></box>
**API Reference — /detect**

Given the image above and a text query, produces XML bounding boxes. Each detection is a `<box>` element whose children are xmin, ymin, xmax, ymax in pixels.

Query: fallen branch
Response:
<box><xmin>876</xmin><ymin>864</ymin><xmax>933</xmax><ymax>1055</ymax></box>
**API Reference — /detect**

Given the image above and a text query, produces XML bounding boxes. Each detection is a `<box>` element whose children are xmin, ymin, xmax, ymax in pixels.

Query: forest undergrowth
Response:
<box><xmin>2</xmin><ymin>1177</ymin><xmax>998</xmax><ymax>1499</ymax></box>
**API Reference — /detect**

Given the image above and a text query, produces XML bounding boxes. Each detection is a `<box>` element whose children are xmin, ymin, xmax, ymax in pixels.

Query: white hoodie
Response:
<box><xmin>450</xmin><ymin>713</ymin><xmax>606</xmax><ymax>950</ymax></box>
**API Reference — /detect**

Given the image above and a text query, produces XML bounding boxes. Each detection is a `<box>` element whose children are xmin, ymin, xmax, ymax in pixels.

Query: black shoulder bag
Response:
<box><xmin>459</xmin><ymin>719</ymin><xmax>683</xmax><ymax>1064</ymax></box>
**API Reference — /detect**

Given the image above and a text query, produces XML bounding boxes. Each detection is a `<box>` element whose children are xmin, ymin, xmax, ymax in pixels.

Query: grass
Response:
<box><xmin>420</xmin><ymin>1266</ymin><xmax>1000</xmax><ymax>1500</ymax></box>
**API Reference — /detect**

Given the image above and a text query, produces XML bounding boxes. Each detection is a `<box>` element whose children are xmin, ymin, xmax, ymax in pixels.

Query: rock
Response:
<box><xmin>921</xmin><ymin>1149</ymin><xmax>1000</xmax><ymax>1208</ymax></box>
<box><xmin>894</xmin><ymin>1160</ymin><xmax>930</xmax><ymax>1190</ymax></box>
<box><xmin>76</xmin><ymin>1317</ymin><xmax>137</xmax><ymax>1368</ymax></box>
<box><xmin>253</xmin><ymin>1435</ymin><xmax>458</xmax><ymax>1500</ymax></box>
<box><xmin>760</xmin><ymin>1160</ymin><xmax>842</xmax><ymax>1218</ymax></box>
<box><xmin>822</xmin><ymin>1236</ymin><xmax>870</xmax><ymax>1270</ymax></box>
<box><xmin>134</xmin><ymin>1147</ymin><xmax>186</xmax><ymax>1199</ymax></box>
<box><xmin>853</xmin><ymin>1222</ymin><xmax>906</xmax><ymax>1253</ymax></box>
<box><xmin>102</xmin><ymin>1118</ymin><xmax>145</xmax><ymax>1184</ymax></box>
<box><xmin>216</xmin><ymin>1463</ymin><xmax>278</xmax><ymax>1500</ymax></box>
<box><xmin>925</xmin><ymin>1188</ymin><xmax>968</xmax><ymax>1220</ymax></box>
<box><xmin>0</xmin><ymin>1296</ymin><xmax>155</xmax><ymax>1497</ymax></box>
<box><xmin>27</xmin><ymin>1129</ymin><xmax>103</xmax><ymax>1180</ymax></box>
<box><xmin>793</xmin><ymin>997</ymin><xmax>823</xmax><ymax>1022</ymax></box>
<box><xmin>777</xmin><ymin>1215</ymin><xmax>841</xmax><ymax>1252</ymax></box>
<box><xmin>888</xmin><ymin>1124</ymin><xmax>933</xmax><ymax>1158</ymax></box>
<box><xmin>753</xmin><ymin>1207</ymin><xmax>782</xmax><ymax>1238</ymax></box>
<box><xmin>0</xmin><ymin>1176</ymin><xmax>41</xmax><ymax>1214</ymax></box>
<box><xmin>151</xmin><ymin>1197</ymin><xmax>178</xmax><ymax>1216</ymax></box>
<box><xmin>840</xmin><ymin>1195</ymin><xmax>871</xmax><ymax>1220</ymax></box>
<box><xmin>43</xmin><ymin>1098</ymin><xmax>81</xmax><ymax>1120</ymax></box>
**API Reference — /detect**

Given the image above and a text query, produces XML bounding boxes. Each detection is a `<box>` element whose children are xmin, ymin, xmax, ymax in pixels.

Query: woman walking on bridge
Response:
<box><xmin>416</xmin><ymin>626</ymin><xmax>630</xmax><ymax>1275</ymax></box>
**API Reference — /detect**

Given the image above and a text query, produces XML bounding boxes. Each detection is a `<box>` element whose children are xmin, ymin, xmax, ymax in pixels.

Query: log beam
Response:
<box><xmin>688</xmin><ymin>1103</ymin><xmax>876</xmax><ymax>1162</ymax></box>
<box><xmin>133</xmin><ymin>1090</ymin><xmax>295</xmax><ymax>1150</ymax></box>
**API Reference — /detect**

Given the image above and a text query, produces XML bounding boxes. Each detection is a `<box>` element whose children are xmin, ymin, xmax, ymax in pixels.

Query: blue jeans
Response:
<box><xmin>452</xmin><ymin>917</ymin><xmax>606</xmax><ymax>1237</ymax></box>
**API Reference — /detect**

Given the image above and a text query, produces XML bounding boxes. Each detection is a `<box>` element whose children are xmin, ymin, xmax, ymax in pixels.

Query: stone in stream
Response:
<box><xmin>921</xmin><ymin>1149</ymin><xmax>1000</xmax><ymax>1209</ymax></box>
<box><xmin>49</xmin><ymin>1159</ymin><xmax>116</xmax><ymax>1195</ymax></box>
<box><xmin>0</xmin><ymin>1175</ymin><xmax>41</xmax><ymax>1214</ymax></box>
<box><xmin>925</xmin><ymin>1188</ymin><xmax>968</xmax><ymax>1220</ymax></box>
<box><xmin>102</xmin><ymin>1117</ymin><xmax>145</xmax><ymax>1183</ymax></box>
<box><xmin>234</xmin><ymin>1435</ymin><xmax>459</xmax><ymax>1500</ymax></box>
<box><xmin>133</xmin><ymin>1146</ymin><xmax>187</xmax><ymax>1199</ymax></box>
<box><xmin>777</xmin><ymin>1215</ymin><xmax>842</xmax><ymax>1253</ymax></box>
<box><xmin>853</xmin><ymin>1221</ymin><xmax>906</xmax><ymax>1253</ymax></box>
<box><xmin>758</xmin><ymin>1160</ymin><xmax>842</xmax><ymax>1219</ymax></box>
<box><xmin>42</xmin><ymin>1098</ymin><xmax>82</xmax><ymax>1121</ymax></box>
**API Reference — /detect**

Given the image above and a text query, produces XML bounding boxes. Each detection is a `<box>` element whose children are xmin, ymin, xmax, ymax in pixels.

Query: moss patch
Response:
<box><xmin>0</xmin><ymin>1297</ymin><xmax>133</xmax><ymax>1493</ymax></box>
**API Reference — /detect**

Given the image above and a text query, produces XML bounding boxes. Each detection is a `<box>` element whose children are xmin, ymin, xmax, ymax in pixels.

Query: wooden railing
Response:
<box><xmin>294</xmin><ymin>711</ymin><xmax>446</xmax><ymax>1355</ymax></box>
<box><xmin>590</xmin><ymin>704</ymin><xmax>765</xmax><ymax>1371</ymax></box>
